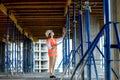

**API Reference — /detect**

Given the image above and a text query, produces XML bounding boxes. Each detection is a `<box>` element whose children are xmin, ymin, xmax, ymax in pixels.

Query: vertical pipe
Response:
<box><xmin>65</xmin><ymin>16</ymin><xmax>68</xmax><ymax>66</ymax></box>
<box><xmin>28</xmin><ymin>40</ymin><xmax>30</xmax><ymax>72</ymax></box>
<box><xmin>63</xmin><ymin>36</ymin><xmax>66</xmax><ymax>71</ymax></box>
<box><xmin>78</xmin><ymin>0</ymin><xmax>83</xmax><ymax>56</ymax></box>
<box><xmin>62</xmin><ymin>39</ymin><xmax>65</xmax><ymax>71</ymax></box>
<box><xmin>78</xmin><ymin>0</ymin><xmax>84</xmax><ymax>79</ymax></box>
<box><xmin>31</xmin><ymin>41</ymin><xmax>34</xmax><ymax>72</ymax></box>
<box><xmin>15</xmin><ymin>27</ymin><xmax>17</xmax><ymax>72</ymax></box>
<box><xmin>0</xmin><ymin>41</ymin><xmax>5</xmax><ymax>72</ymax></box>
<box><xmin>22</xmin><ymin>32</ymin><xmax>25</xmax><ymax>73</ymax></box>
<box><xmin>12</xmin><ymin>23</ymin><xmax>15</xmax><ymax>73</ymax></box>
<box><xmin>5</xmin><ymin>11</ymin><xmax>10</xmax><ymax>72</ymax></box>
<box><xmin>23</xmin><ymin>37</ymin><xmax>27</xmax><ymax>73</ymax></box>
<box><xmin>16</xmin><ymin>29</ymin><xmax>18</xmax><ymax>72</ymax></box>
<box><xmin>72</xmin><ymin>0</ymin><xmax>76</xmax><ymax>67</ymax></box>
<box><xmin>1</xmin><ymin>42</ymin><xmax>4</xmax><ymax>72</ymax></box>
<box><xmin>17</xmin><ymin>30</ymin><xmax>20</xmax><ymax>72</ymax></box>
<box><xmin>67</xmin><ymin>5</ymin><xmax>71</xmax><ymax>74</ymax></box>
<box><xmin>68</xmin><ymin>5</ymin><xmax>70</xmax><ymax>59</ymax></box>
<box><xmin>103</xmin><ymin>0</ymin><xmax>111</xmax><ymax>80</ymax></box>
<box><xmin>19</xmin><ymin>32</ymin><xmax>22</xmax><ymax>72</ymax></box>
<box><xmin>84</xmin><ymin>0</ymin><xmax>91</xmax><ymax>80</ymax></box>
<box><xmin>26</xmin><ymin>38</ymin><xmax>28</xmax><ymax>72</ymax></box>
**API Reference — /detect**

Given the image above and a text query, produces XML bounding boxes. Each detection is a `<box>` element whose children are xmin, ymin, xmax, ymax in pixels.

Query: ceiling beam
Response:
<box><xmin>4</xmin><ymin>2</ymin><xmax>66</xmax><ymax>5</ymax></box>
<box><xmin>0</xmin><ymin>3</ymin><xmax>34</xmax><ymax>41</ymax></box>
<box><xmin>17</xmin><ymin>17</ymin><xmax>65</xmax><ymax>20</ymax></box>
<box><xmin>6</xmin><ymin>5</ymin><xmax>64</xmax><ymax>9</ymax></box>
<box><xmin>12</xmin><ymin>9</ymin><xmax>64</xmax><ymax>12</ymax></box>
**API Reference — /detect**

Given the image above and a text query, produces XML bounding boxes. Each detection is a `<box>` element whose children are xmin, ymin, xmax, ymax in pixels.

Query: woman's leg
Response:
<box><xmin>49</xmin><ymin>56</ymin><xmax>53</xmax><ymax>76</ymax></box>
<box><xmin>52</xmin><ymin>56</ymin><xmax>57</xmax><ymax>75</ymax></box>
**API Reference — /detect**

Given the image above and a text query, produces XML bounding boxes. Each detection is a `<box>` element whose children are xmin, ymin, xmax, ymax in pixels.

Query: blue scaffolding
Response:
<box><xmin>60</xmin><ymin>0</ymin><xmax>120</xmax><ymax>80</ymax></box>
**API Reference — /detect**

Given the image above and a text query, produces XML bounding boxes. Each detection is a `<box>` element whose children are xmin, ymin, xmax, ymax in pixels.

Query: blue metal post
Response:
<box><xmin>27</xmin><ymin>39</ymin><xmax>29</xmax><ymax>72</ymax></box>
<box><xmin>84</xmin><ymin>0</ymin><xmax>91</xmax><ymax>80</ymax></box>
<box><xmin>67</xmin><ymin>5</ymin><xmax>71</xmax><ymax>74</ymax></box>
<box><xmin>78</xmin><ymin>1</ymin><xmax>84</xmax><ymax>79</ymax></box>
<box><xmin>0</xmin><ymin>41</ymin><xmax>5</xmax><ymax>72</ymax></box>
<box><xmin>31</xmin><ymin>41</ymin><xmax>34</xmax><ymax>72</ymax></box>
<box><xmin>22</xmin><ymin>32</ymin><xmax>26</xmax><ymax>72</ymax></box>
<box><xmin>63</xmin><ymin>36</ymin><xmax>67</xmax><ymax>71</ymax></box>
<box><xmin>103</xmin><ymin>0</ymin><xmax>111</xmax><ymax>80</ymax></box>
<box><xmin>78</xmin><ymin>0</ymin><xmax>83</xmax><ymax>56</ymax></box>
<box><xmin>62</xmin><ymin>39</ymin><xmax>65</xmax><ymax>71</ymax></box>
<box><xmin>12</xmin><ymin>23</ymin><xmax>15</xmax><ymax>73</ymax></box>
<box><xmin>5</xmin><ymin>11</ymin><xmax>10</xmax><ymax>72</ymax></box>
<box><xmin>17</xmin><ymin>30</ymin><xmax>21</xmax><ymax>72</ymax></box>
<box><xmin>16</xmin><ymin>29</ymin><xmax>19</xmax><ymax>72</ymax></box>
<box><xmin>72</xmin><ymin>0</ymin><xmax>76</xmax><ymax>67</ymax></box>
<box><xmin>15</xmin><ymin>27</ymin><xmax>17</xmax><ymax>72</ymax></box>
<box><xmin>26</xmin><ymin>39</ymin><xmax>29</xmax><ymax>72</ymax></box>
<box><xmin>67</xmin><ymin>5</ymin><xmax>71</xmax><ymax>62</ymax></box>
<box><xmin>27</xmin><ymin>39</ymin><xmax>33</xmax><ymax>72</ymax></box>
<box><xmin>23</xmin><ymin>37</ymin><xmax>28</xmax><ymax>73</ymax></box>
<box><xmin>65</xmin><ymin>16</ymin><xmax>68</xmax><ymax>66</ymax></box>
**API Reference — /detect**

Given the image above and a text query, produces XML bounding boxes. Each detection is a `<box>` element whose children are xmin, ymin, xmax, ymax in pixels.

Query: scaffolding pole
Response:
<box><xmin>72</xmin><ymin>0</ymin><xmax>76</xmax><ymax>67</ymax></box>
<box><xmin>16</xmin><ymin>29</ymin><xmax>18</xmax><ymax>72</ymax></box>
<box><xmin>67</xmin><ymin>5</ymin><xmax>71</xmax><ymax>63</ymax></box>
<box><xmin>103</xmin><ymin>0</ymin><xmax>111</xmax><ymax>80</ymax></box>
<box><xmin>62</xmin><ymin>36</ymin><xmax>67</xmax><ymax>71</ymax></box>
<box><xmin>78</xmin><ymin>0</ymin><xmax>84</xmax><ymax>79</ymax></box>
<box><xmin>5</xmin><ymin>11</ymin><xmax>10</xmax><ymax>73</ymax></box>
<box><xmin>23</xmin><ymin>37</ymin><xmax>33</xmax><ymax>73</ymax></box>
<box><xmin>11</xmin><ymin>23</ymin><xmax>15</xmax><ymax>74</ymax></box>
<box><xmin>31</xmin><ymin>41</ymin><xmax>34</xmax><ymax>72</ymax></box>
<box><xmin>84</xmin><ymin>0</ymin><xmax>91</xmax><ymax>80</ymax></box>
<box><xmin>0</xmin><ymin>40</ymin><xmax>5</xmax><ymax>72</ymax></box>
<box><xmin>15</xmin><ymin>26</ymin><xmax>17</xmax><ymax>72</ymax></box>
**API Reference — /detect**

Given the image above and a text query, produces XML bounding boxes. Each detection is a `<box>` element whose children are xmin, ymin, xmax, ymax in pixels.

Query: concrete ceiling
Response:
<box><xmin>0</xmin><ymin>0</ymin><xmax>103</xmax><ymax>42</ymax></box>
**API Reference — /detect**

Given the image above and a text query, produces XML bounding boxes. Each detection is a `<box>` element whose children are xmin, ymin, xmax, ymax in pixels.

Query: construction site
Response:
<box><xmin>0</xmin><ymin>0</ymin><xmax>120</xmax><ymax>80</ymax></box>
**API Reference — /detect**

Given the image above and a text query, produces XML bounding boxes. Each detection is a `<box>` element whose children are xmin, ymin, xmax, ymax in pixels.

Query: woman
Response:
<box><xmin>45</xmin><ymin>29</ymin><xmax>66</xmax><ymax>78</ymax></box>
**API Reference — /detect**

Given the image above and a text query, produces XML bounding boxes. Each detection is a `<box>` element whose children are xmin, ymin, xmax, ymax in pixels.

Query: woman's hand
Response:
<box><xmin>62</xmin><ymin>27</ymin><xmax>67</xmax><ymax>38</ymax></box>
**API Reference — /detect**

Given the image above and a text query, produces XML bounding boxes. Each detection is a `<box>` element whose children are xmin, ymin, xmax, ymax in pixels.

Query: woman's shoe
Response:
<box><xmin>50</xmin><ymin>76</ymin><xmax>53</xmax><ymax>78</ymax></box>
<box><xmin>52</xmin><ymin>75</ymin><xmax>56</xmax><ymax>78</ymax></box>
<box><xmin>50</xmin><ymin>75</ymin><xmax>56</xmax><ymax>78</ymax></box>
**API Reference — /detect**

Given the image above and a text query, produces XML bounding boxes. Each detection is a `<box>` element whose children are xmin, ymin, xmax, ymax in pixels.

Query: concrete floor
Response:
<box><xmin>0</xmin><ymin>72</ymin><xmax>70</xmax><ymax>80</ymax></box>
<box><xmin>0</xmin><ymin>72</ymin><xmax>105</xmax><ymax>80</ymax></box>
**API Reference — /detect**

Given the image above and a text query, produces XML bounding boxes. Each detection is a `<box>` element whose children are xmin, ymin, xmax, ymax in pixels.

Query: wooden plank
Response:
<box><xmin>5</xmin><ymin>2</ymin><xmax>66</xmax><ymax>5</ymax></box>
<box><xmin>6</xmin><ymin>5</ymin><xmax>64</xmax><ymax>9</ymax></box>
<box><xmin>17</xmin><ymin>17</ymin><xmax>65</xmax><ymax>20</ymax></box>
<box><xmin>14</xmin><ymin>12</ymin><xmax>64</xmax><ymax>15</ymax></box>
<box><xmin>12</xmin><ymin>10</ymin><xmax>64</xmax><ymax>13</ymax></box>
